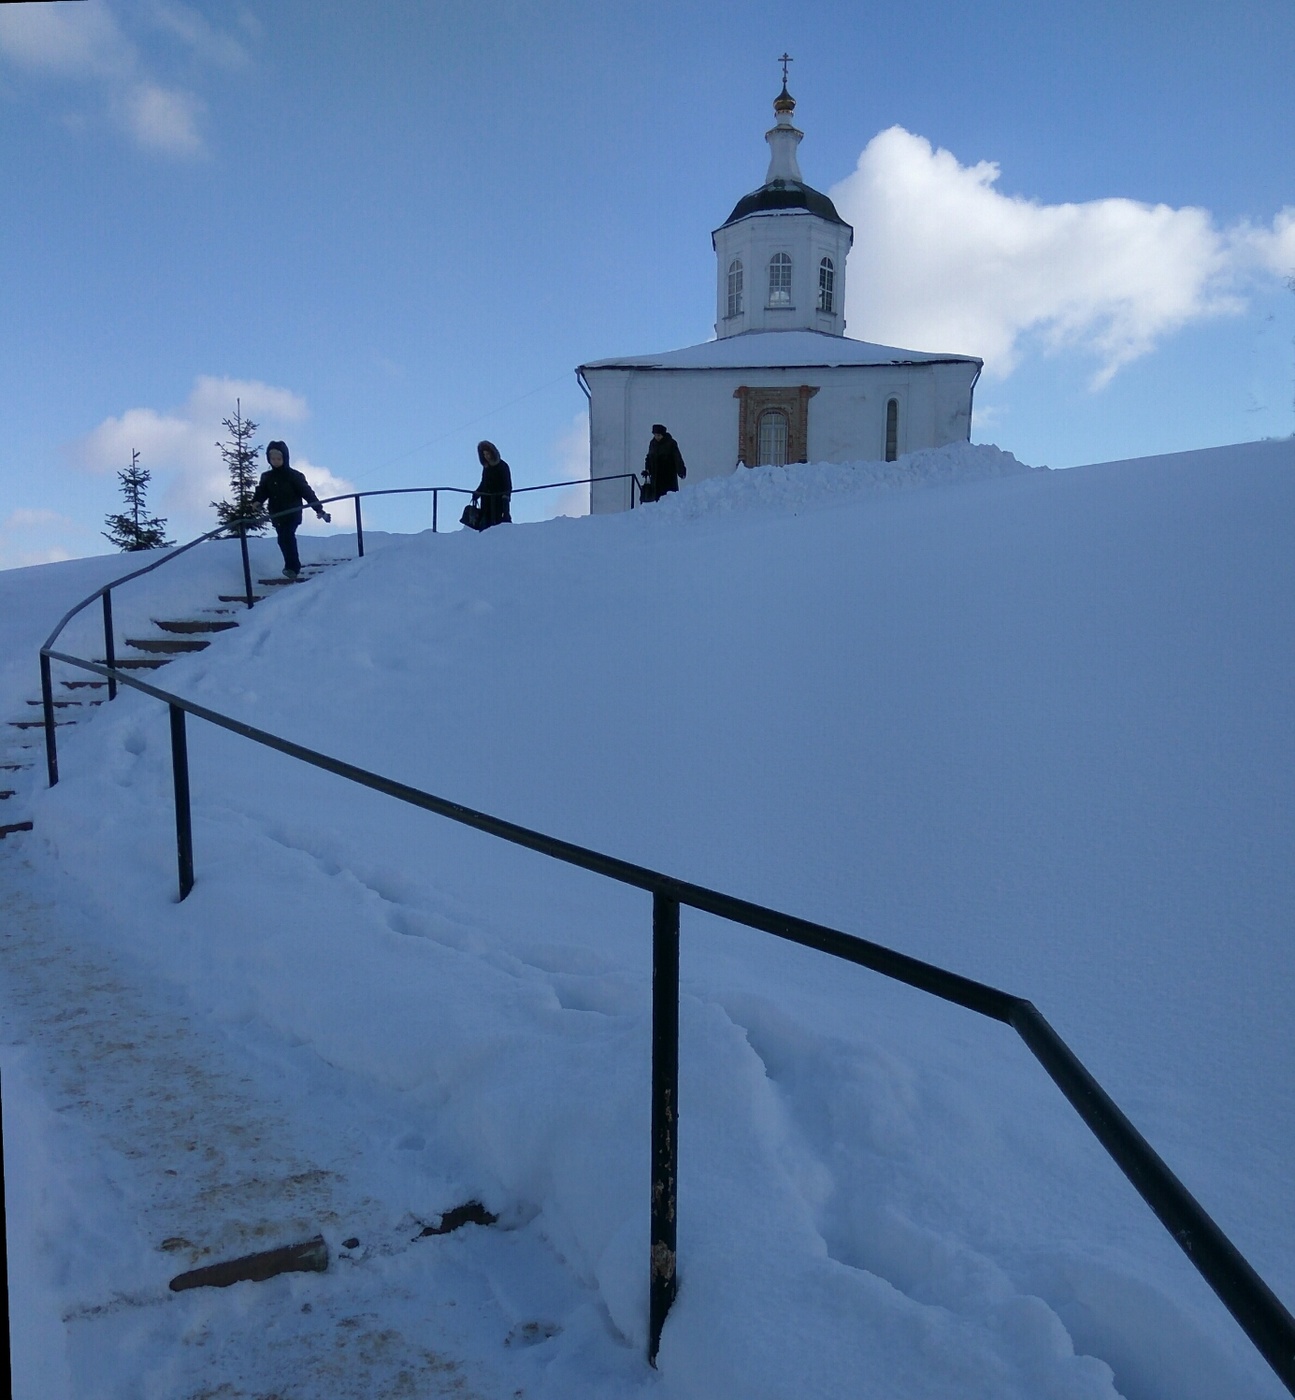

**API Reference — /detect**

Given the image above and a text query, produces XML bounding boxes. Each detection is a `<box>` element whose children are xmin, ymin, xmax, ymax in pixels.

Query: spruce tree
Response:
<box><xmin>211</xmin><ymin>399</ymin><xmax>269</xmax><ymax>533</ymax></box>
<box><xmin>103</xmin><ymin>449</ymin><xmax>173</xmax><ymax>551</ymax></box>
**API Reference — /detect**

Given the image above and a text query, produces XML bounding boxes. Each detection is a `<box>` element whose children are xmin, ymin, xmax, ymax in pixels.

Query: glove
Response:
<box><xmin>316</xmin><ymin>508</ymin><xmax>331</xmax><ymax>523</ymax></box>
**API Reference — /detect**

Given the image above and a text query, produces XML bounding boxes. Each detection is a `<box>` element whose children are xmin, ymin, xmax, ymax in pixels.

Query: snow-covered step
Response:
<box><xmin>92</xmin><ymin>656</ymin><xmax>171</xmax><ymax>669</ymax></box>
<box><xmin>154</xmin><ymin>618</ymin><xmax>239</xmax><ymax>635</ymax></box>
<box><xmin>122</xmin><ymin>637</ymin><xmax>211</xmax><ymax>654</ymax></box>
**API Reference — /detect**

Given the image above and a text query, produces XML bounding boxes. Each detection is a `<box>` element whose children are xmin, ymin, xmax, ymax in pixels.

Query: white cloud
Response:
<box><xmin>147</xmin><ymin>2</ymin><xmax>249</xmax><ymax>69</ymax></box>
<box><xmin>0</xmin><ymin>2</ymin><xmax>134</xmax><ymax>78</ymax></box>
<box><xmin>1229</xmin><ymin>208</ymin><xmax>1295</xmax><ymax>279</ymax></box>
<box><xmin>5</xmin><ymin>508</ymin><xmax>66</xmax><ymax>530</ymax></box>
<box><xmin>0</xmin><ymin>509</ymin><xmax>90</xmax><ymax>571</ymax></box>
<box><xmin>0</xmin><ymin>0</ymin><xmax>236</xmax><ymax>159</ymax></box>
<box><xmin>121</xmin><ymin>81</ymin><xmax>204</xmax><ymax>157</ymax></box>
<box><xmin>830</xmin><ymin>127</ymin><xmax>1294</xmax><ymax>388</ymax></box>
<box><xmin>75</xmin><ymin>376</ymin><xmax>352</xmax><ymax>540</ymax></box>
<box><xmin>546</xmin><ymin>411</ymin><xmax>590</xmax><ymax>518</ymax></box>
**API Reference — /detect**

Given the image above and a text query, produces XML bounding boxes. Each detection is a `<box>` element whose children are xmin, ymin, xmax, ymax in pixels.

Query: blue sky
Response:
<box><xmin>2</xmin><ymin>0</ymin><xmax>1293</xmax><ymax>566</ymax></box>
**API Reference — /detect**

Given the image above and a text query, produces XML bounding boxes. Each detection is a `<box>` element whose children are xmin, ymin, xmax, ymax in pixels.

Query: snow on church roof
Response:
<box><xmin>579</xmin><ymin>330</ymin><xmax>983</xmax><ymax>373</ymax></box>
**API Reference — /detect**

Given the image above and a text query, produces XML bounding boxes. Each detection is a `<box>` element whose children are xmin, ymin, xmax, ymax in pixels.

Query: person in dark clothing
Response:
<box><xmin>253</xmin><ymin>440</ymin><xmax>330</xmax><ymax>578</ymax></box>
<box><xmin>472</xmin><ymin>440</ymin><xmax>512</xmax><ymax>529</ymax></box>
<box><xmin>643</xmin><ymin>424</ymin><xmax>686</xmax><ymax>502</ymax></box>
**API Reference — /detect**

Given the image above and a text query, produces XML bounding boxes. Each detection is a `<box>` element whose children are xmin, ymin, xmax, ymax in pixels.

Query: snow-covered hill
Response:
<box><xmin>2</xmin><ymin>439</ymin><xmax>1292</xmax><ymax>1398</ymax></box>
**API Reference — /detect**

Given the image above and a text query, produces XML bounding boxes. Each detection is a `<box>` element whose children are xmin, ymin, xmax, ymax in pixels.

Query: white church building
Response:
<box><xmin>578</xmin><ymin>77</ymin><xmax>983</xmax><ymax>513</ymax></box>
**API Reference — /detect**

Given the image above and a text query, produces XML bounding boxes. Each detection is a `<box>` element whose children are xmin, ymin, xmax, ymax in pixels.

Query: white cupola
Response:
<box><xmin>712</xmin><ymin>74</ymin><xmax>854</xmax><ymax>339</ymax></box>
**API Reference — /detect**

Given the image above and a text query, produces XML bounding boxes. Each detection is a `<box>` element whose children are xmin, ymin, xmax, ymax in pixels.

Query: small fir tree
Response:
<box><xmin>211</xmin><ymin>398</ymin><xmax>268</xmax><ymax>533</ymax></box>
<box><xmin>103</xmin><ymin>449</ymin><xmax>172</xmax><ymax>551</ymax></box>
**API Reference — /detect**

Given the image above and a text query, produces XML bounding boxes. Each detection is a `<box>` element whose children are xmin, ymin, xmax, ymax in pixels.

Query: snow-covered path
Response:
<box><xmin>0</xmin><ymin>846</ymin><xmax>641</xmax><ymax>1399</ymax></box>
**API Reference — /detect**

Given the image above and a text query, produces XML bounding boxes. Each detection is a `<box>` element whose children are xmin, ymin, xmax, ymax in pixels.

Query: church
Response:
<box><xmin>578</xmin><ymin>72</ymin><xmax>983</xmax><ymax>513</ymax></box>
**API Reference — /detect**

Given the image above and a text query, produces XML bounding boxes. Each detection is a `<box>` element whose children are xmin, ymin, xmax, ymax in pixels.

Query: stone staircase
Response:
<box><xmin>1</xmin><ymin>559</ymin><xmax>344</xmax><ymax>839</ymax></box>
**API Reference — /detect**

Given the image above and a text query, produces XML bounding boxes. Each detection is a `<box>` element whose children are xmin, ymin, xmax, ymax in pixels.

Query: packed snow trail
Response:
<box><xmin>2</xmin><ymin>440</ymin><xmax>1292</xmax><ymax>1397</ymax></box>
<box><xmin>0</xmin><ymin>847</ymin><xmax>640</xmax><ymax>1399</ymax></box>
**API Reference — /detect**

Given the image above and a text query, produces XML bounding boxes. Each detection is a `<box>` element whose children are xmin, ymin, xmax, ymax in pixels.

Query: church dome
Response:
<box><xmin>720</xmin><ymin>179</ymin><xmax>850</xmax><ymax>229</ymax></box>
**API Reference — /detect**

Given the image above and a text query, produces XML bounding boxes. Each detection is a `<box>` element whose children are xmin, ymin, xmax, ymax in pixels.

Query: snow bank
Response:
<box><xmin>3</xmin><ymin>438</ymin><xmax>1293</xmax><ymax>1398</ymax></box>
<box><xmin>642</xmin><ymin>441</ymin><xmax>1037</xmax><ymax>523</ymax></box>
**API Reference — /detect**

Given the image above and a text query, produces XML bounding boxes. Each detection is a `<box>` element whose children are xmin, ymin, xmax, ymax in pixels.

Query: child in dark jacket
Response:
<box><xmin>253</xmin><ymin>440</ymin><xmax>330</xmax><ymax>577</ymax></box>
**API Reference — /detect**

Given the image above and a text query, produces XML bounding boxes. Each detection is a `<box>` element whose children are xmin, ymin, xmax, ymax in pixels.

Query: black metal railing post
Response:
<box><xmin>432</xmin><ymin>489</ymin><xmax>439</xmax><ymax>534</ymax></box>
<box><xmin>354</xmin><ymin>495</ymin><xmax>365</xmax><ymax>558</ymax></box>
<box><xmin>239</xmin><ymin>529</ymin><xmax>255</xmax><ymax>609</ymax></box>
<box><xmin>40</xmin><ymin>652</ymin><xmax>59</xmax><ymax>788</ymax></box>
<box><xmin>0</xmin><ymin>1067</ymin><xmax>10</xmax><ymax>1400</ymax></box>
<box><xmin>169</xmin><ymin>704</ymin><xmax>194</xmax><ymax>900</ymax></box>
<box><xmin>102</xmin><ymin>590</ymin><xmax>117</xmax><ymax>700</ymax></box>
<box><xmin>649</xmin><ymin>891</ymin><xmax>680</xmax><ymax>1366</ymax></box>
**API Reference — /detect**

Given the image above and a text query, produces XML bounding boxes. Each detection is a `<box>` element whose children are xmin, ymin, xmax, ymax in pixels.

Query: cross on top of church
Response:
<box><xmin>773</xmin><ymin>54</ymin><xmax>796</xmax><ymax>118</ymax></box>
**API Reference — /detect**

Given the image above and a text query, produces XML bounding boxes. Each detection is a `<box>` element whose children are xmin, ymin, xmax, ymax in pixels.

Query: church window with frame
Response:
<box><xmin>768</xmin><ymin>253</ymin><xmax>792</xmax><ymax>306</ymax></box>
<box><xmin>818</xmin><ymin>257</ymin><xmax>835</xmax><ymax>313</ymax></box>
<box><xmin>757</xmin><ymin>409</ymin><xmax>790</xmax><ymax>466</ymax></box>
<box><xmin>727</xmin><ymin>259</ymin><xmax>744</xmax><ymax>318</ymax></box>
<box><xmin>885</xmin><ymin>398</ymin><xmax>900</xmax><ymax>462</ymax></box>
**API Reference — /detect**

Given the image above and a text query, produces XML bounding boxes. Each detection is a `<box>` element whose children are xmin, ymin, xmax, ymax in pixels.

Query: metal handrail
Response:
<box><xmin>37</xmin><ymin>473</ymin><xmax>641</xmax><ymax>785</ymax></box>
<box><xmin>36</xmin><ymin>635</ymin><xmax>1295</xmax><ymax>1389</ymax></box>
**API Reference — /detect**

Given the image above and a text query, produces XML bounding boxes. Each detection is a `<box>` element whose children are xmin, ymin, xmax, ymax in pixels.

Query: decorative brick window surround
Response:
<box><xmin>734</xmin><ymin>385</ymin><xmax>819</xmax><ymax>466</ymax></box>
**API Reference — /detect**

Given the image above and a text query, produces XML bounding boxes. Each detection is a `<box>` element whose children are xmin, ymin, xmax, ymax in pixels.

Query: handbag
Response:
<box><xmin>460</xmin><ymin>502</ymin><xmax>483</xmax><ymax>531</ymax></box>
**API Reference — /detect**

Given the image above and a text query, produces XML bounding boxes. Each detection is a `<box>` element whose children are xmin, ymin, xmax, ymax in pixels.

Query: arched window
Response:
<box><xmin>768</xmin><ymin>253</ymin><xmax>792</xmax><ymax>306</ymax></box>
<box><xmin>818</xmin><ymin>257</ymin><xmax>835</xmax><ymax>313</ymax></box>
<box><xmin>885</xmin><ymin>398</ymin><xmax>899</xmax><ymax>462</ymax></box>
<box><xmin>727</xmin><ymin>259</ymin><xmax>744</xmax><ymax>318</ymax></box>
<box><xmin>757</xmin><ymin>409</ymin><xmax>789</xmax><ymax>466</ymax></box>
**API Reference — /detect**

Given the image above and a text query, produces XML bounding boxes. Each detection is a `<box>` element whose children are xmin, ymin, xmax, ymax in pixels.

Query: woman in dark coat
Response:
<box><xmin>473</xmin><ymin>440</ymin><xmax>512</xmax><ymax>529</ymax></box>
<box><xmin>643</xmin><ymin>424</ymin><xmax>686</xmax><ymax>501</ymax></box>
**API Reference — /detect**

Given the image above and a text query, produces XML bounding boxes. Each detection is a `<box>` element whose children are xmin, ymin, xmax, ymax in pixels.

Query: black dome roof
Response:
<box><xmin>721</xmin><ymin>178</ymin><xmax>851</xmax><ymax>231</ymax></box>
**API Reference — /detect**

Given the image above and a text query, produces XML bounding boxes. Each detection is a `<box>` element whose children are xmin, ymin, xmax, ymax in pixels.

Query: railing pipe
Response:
<box><xmin>40</xmin><ymin>652</ymin><xmax>58</xmax><ymax>788</ymax></box>
<box><xmin>168</xmin><ymin>704</ymin><xmax>194</xmax><ymax>901</ymax></box>
<box><xmin>101</xmin><ymin>590</ymin><xmax>117</xmax><ymax>700</ymax></box>
<box><xmin>432</xmin><ymin>489</ymin><xmax>438</xmax><ymax>534</ymax></box>
<box><xmin>354</xmin><ymin>495</ymin><xmax>365</xmax><ymax>558</ymax></box>
<box><xmin>1012</xmin><ymin>1003</ymin><xmax>1295</xmax><ymax>1390</ymax></box>
<box><xmin>649</xmin><ymin>892</ymin><xmax>681</xmax><ymax>1365</ymax></box>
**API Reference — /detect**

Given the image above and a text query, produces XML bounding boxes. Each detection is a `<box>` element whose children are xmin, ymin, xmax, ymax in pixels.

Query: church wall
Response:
<box><xmin>586</xmin><ymin>359</ymin><xmax>980</xmax><ymax>513</ymax></box>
